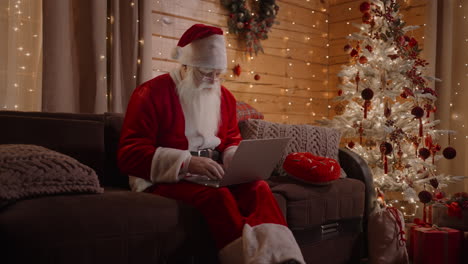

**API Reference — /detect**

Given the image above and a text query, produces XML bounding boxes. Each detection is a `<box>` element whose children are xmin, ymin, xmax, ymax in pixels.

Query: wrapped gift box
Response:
<box><xmin>463</xmin><ymin>232</ymin><xmax>468</xmax><ymax>264</ymax></box>
<box><xmin>432</xmin><ymin>203</ymin><xmax>468</xmax><ymax>231</ymax></box>
<box><xmin>413</xmin><ymin>227</ymin><xmax>462</xmax><ymax>264</ymax></box>
<box><xmin>405</xmin><ymin>220</ymin><xmax>431</xmax><ymax>260</ymax></box>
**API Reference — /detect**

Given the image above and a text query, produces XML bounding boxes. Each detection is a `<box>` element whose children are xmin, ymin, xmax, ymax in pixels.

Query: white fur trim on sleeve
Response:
<box><xmin>222</xmin><ymin>145</ymin><xmax>238</xmax><ymax>170</ymax></box>
<box><xmin>128</xmin><ymin>175</ymin><xmax>153</xmax><ymax>192</ymax></box>
<box><xmin>151</xmin><ymin>147</ymin><xmax>192</xmax><ymax>183</ymax></box>
<box><xmin>242</xmin><ymin>224</ymin><xmax>305</xmax><ymax>264</ymax></box>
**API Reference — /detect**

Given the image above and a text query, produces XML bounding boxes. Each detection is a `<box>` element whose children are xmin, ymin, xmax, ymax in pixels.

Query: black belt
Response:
<box><xmin>190</xmin><ymin>149</ymin><xmax>220</xmax><ymax>162</ymax></box>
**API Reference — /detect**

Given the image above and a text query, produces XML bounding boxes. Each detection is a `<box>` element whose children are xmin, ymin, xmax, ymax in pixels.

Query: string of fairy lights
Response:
<box><xmin>2</xmin><ymin>0</ymin><xmax>41</xmax><ymax>111</ymax></box>
<box><xmin>151</xmin><ymin>0</ymin><xmax>330</xmax><ymax>123</ymax></box>
<box><xmin>3</xmin><ymin>0</ymin><xmax>467</xmax><ymax>135</ymax></box>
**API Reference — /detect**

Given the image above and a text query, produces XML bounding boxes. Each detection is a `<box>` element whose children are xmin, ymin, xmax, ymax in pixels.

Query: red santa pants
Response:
<box><xmin>150</xmin><ymin>180</ymin><xmax>287</xmax><ymax>250</ymax></box>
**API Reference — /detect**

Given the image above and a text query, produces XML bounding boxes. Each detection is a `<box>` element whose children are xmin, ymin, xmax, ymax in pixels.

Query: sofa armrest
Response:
<box><xmin>338</xmin><ymin>148</ymin><xmax>375</xmax><ymax>219</ymax></box>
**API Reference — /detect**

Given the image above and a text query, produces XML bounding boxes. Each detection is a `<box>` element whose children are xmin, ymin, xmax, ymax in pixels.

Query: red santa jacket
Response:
<box><xmin>117</xmin><ymin>73</ymin><xmax>242</xmax><ymax>182</ymax></box>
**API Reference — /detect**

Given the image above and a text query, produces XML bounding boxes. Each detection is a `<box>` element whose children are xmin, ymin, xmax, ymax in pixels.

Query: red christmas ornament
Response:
<box><xmin>254</xmin><ymin>74</ymin><xmax>261</xmax><ymax>81</ymax></box>
<box><xmin>435</xmin><ymin>191</ymin><xmax>445</xmax><ymax>200</ymax></box>
<box><xmin>430</xmin><ymin>143</ymin><xmax>441</xmax><ymax>164</ymax></box>
<box><xmin>362</xmin><ymin>12</ymin><xmax>371</xmax><ymax>24</ymax></box>
<box><xmin>337</xmin><ymin>89</ymin><xmax>343</xmax><ymax>96</ymax></box>
<box><xmin>380</xmin><ymin>142</ymin><xmax>392</xmax><ymax>174</ymax></box>
<box><xmin>411</xmin><ymin>106</ymin><xmax>425</xmax><ymax>137</ymax></box>
<box><xmin>418</xmin><ymin>148</ymin><xmax>431</xmax><ymax>161</ymax></box>
<box><xmin>411</xmin><ymin>106</ymin><xmax>424</xmax><ymax>118</ymax></box>
<box><xmin>409</xmin><ymin>37</ymin><xmax>418</xmax><ymax>47</ymax></box>
<box><xmin>400</xmin><ymin>92</ymin><xmax>408</xmax><ymax>99</ymax></box>
<box><xmin>359</xmin><ymin>56</ymin><xmax>368</xmax><ymax>64</ymax></box>
<box><xmin>429</xmin><ymin>178</ymin><xmax>439</xmax><ymax>189</ymax></box>
<box><xmin>384</xmin><ymin>101</ymin><xmax>391</xmax><ymax>118</ymax></box>
<box><xmin>361</xmin><ymin>88</ymin><xmax>373</xmax><ymax>119</ymax></box>
<box><xmin>359</xmin><ymin>123</ymin><xmax>364</xmax><ymax>144</ymax></box>
<box><xmin>233</xmin><ymin>64</ymin><xmax>242</xmax><ymax>76</ymax></box>
<box><xmin>402</xmin><ymin>87</ymin><xmax>414</xmax><ymax>98</ymax></box>
<box><xmin>425</xmin><ymin>134</ymin><xmax>433</xmax><ymax>148</ymax></box>
<box><xmin>350</xmin><ymin>49</ymin><xmax>359</xmax><ymax>57</ymax></box>
<box><xmin>344</xmin><ymin>44</ymin><xmax>352</xmax><ymax>53</ymax></box>
<box><xmin>347</xmin><ymin>141</ymin><xmax>355</xmax><ymax>149</ymax></box>
<box><xmin>443</xmin><ymin>146</ymin><xmax>457</xmax><ymax>159</ymax></box>
<box><xmin>435</xmin><ymin>192</ymin><xmax>445</xmax><ymax>200</ymax></box>
<box><xmin>418</xmin><ymin>190</ymin><xmax>432</xmax><ymax>204</ymax></box>
<box><xmin>359</xmin><ymin>2</ymin><xmax>371</xmax><ymax>13</ymax></box>
<box><xmin>380</xmin><ymin>142</ymin><xmax>393</xmax><ymax>155</ymax></box>
<box><xmin>397</xmin><ymin>35</ymin><xmax>406</xmax><ymax>46</ymax></box>
<box><xmin>424</xmin><ymin>104</ymin><xmax>436</xmax><ymax>118</ymax></box>
<box><xmin>422</xmin><ymin>87</ymin><xmax>438</xmax><ymax>97</ymax></box>
<box><xmin>365</xmin><ymin>45</ymin><xmax>373</xmax><ymax>52</ymax></box>
<box><xmin>418</xmin><ymin>190</ymin><xmax>433</xmax><ymax>223</ymax></box>
<box><xmin>361</xmin><ymin>88</ymin><xmax>374</xmax><ymax>100</ymax></box>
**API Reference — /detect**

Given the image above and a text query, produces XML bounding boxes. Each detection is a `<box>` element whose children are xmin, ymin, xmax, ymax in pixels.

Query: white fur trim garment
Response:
<box><xmin>218</xmin><ymin>223</ymin><xmax>305</xmax><ymax>264</ymax></box>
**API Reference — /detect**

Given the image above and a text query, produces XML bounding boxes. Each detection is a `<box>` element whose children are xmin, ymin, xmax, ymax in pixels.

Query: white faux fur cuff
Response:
<box><xmin>243</xmin><ymin>224</ymin><xmax>305</xmax><ymax>264</ymax></box>
<box><xmin>128</xmin><ymin>147</ymin><xmax>192</xmax><ymax>192</ymax></box>
<box><xmin>151</xmin><ymin>147</ymin><xmax>192</xmax><ymax>183</ymax></box>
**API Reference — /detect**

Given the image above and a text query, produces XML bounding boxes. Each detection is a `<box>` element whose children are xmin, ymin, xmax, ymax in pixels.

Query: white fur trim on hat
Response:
<box><xmin>176</xmin><ymin>34</ymin><xmax>227</xmax><ymax>70</ymax></box>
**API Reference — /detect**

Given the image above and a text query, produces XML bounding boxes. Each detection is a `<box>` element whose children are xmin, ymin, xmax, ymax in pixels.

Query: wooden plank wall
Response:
<box><xmin>328</xmin><ymin>0</ymin><xmax>429</xmax><ymax>117</ymax></box>
<box><xmin>151</xmin><ymin>0</ymin><xmax>428</xmax><ymax>124</ymax></box>
<box><xmin>151</xmin><ymin>0</ymin><xmax>329</xmax><ymax>124</ymax></box>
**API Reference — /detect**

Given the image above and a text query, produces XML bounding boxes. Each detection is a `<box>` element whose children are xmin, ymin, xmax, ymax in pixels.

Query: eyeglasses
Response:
<box><xmin>195</xmin><ymin>68</ymin><xmax>225</xmax><ymax>82</ymax></box>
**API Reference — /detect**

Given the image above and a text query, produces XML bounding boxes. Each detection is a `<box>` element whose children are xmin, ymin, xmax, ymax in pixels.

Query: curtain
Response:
<box><xmin>432</xmin><ymin>0</ymin><xmax>468</xmax><ymax>192</ymax></box>
<box><xmin>42</xmin><ymin>0</ymin><xmax>152</xmax><ymax>113</ymax></box>
<box><xmin>0</xmin><ymin>0</ymin><xmax>43</xmax><ymax>111</ymax></box>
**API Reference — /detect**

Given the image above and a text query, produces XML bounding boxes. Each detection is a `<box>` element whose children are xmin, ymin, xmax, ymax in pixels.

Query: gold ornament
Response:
<box><xmin>334</xmin><ymin>102</ymin><xmax>347</xmax><ymax>115</ymax></box>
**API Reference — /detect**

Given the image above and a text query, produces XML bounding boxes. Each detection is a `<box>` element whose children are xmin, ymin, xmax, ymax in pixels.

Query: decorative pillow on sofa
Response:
<box><xmin>236</xmin><ymin>101</ymin><xmax>264</xmax><ymax>121</ymax></box>
<box><xmin>239</xmin><ymin>119</ymin><xmax>345</xmax><ymax>178</ymax></box>
<box><xmin>0</xmin><ymin>144</ymin><xmax>103</xmax><ymax>202</ymax></box>
<box><xmin>283</xmin><ymin>152</ymin><xmax>341</xmax><ymax>185</ymax></box>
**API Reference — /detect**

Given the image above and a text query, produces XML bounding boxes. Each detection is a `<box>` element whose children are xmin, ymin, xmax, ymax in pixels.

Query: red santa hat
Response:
<box><xmin>171</xmin><ymin>24</ymin><xmax>227</xmax><ymax>70</ymax></box>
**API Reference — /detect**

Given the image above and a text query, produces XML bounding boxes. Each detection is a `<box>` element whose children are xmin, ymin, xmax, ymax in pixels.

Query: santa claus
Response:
<box><xmin>118</xmin><ymin>24</ymin><xmax>304</xmax><ymax>264</ymax></box>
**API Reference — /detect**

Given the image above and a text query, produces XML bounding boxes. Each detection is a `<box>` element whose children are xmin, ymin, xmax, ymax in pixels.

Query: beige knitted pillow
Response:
<box><xmin>239</xmin><ymin>119</ymin><xmax>343</xmax><ymax>177</ymax></box>
<box><xmin>0</xmin><ymin>144</ymin><xmax>103</xmax><ymax>201</ymax></box>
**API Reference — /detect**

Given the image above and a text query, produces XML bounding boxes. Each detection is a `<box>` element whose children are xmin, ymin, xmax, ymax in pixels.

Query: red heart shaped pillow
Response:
<box><xmin>283</xmin><ymin>152</ymin><xmax>341</xmax><ymax>184</ymax></box>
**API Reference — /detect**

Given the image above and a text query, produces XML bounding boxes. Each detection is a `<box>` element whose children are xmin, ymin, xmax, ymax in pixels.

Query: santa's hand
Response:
<box><xmin>188</xmin><ymin>156</ymin><xmax>225</xmax><ymax>180</ymax></box>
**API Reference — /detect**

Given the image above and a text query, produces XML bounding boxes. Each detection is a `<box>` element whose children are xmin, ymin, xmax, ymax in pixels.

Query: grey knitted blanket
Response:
<box><xmin>0</xmin><ymin>144</ymin><xmax>103</xmax><ymax>201</ymax></box>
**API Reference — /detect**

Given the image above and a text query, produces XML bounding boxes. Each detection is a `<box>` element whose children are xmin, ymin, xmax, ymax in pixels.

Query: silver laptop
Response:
<box><xmin>183</xmin><ymin>138</ymin><xmax>291</xmax><ymax>188</ymax></box>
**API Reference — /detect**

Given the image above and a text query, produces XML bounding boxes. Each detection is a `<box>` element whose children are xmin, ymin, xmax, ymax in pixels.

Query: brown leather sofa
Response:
<box><xmin>0</xmin><ymin>111</ymin><xmax>374</xmax><ymax>264</ymax></box>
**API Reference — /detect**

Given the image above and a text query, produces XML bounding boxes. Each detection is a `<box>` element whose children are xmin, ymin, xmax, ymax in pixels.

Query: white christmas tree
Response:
<box><xmin>320</xmin><ymin>0</ymin><xmax>464</xmax><ymax>203</ymax></box>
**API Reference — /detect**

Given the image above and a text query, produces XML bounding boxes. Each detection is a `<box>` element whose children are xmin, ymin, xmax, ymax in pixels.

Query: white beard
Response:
<box><xmin>176</xmin><ymin>67</ymin><xmax>221</xmax><ymax>150</ymax></box>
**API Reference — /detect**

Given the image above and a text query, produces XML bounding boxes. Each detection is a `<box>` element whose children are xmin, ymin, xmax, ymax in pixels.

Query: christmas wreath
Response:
<box><xmin>220</xmin><ymin>0</ymin><xmax>279</xmax><ymax>55</ymax></box>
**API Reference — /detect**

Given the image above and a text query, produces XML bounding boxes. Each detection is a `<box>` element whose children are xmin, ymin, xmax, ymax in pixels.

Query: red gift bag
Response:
<box><xmin>413</xmin><ymin>226</ymin><xmax>462</xmax><ymax>264</ymax></box>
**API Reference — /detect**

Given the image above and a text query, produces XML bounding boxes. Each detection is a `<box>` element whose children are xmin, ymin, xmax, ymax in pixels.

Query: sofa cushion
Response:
<box><xmin>270</xmin><ymin>177</ymin><xmax>365</xmax><ymax>230</ymax></box>
<box><xmin>0</xmin><ymin>188</ymin><xmax>217</xmax><ymax>264</ymax></box>
<box><xmin>0</xmin><ymin>144</ymin><xmax>103</xmax><ymax>202</ymax></box>
<box><xmin>236</xmin><ymin>101</ymin><xmax>264</xmax><ymax>121</ymax></box>
<box><xmin>0</xmin><ymin>113</ymin><xmax>106</xmax><ymax>182</ymax></box>
<box><xmin>239</xmin><ymin>119</ymin><xmax>342</xmax><ymax>177</ymax></box>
